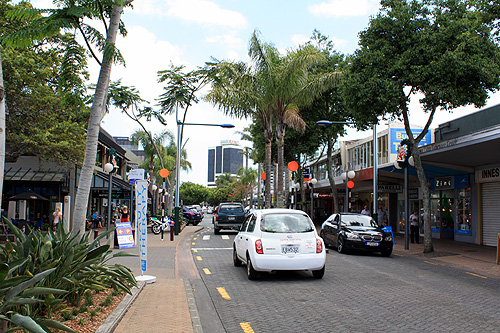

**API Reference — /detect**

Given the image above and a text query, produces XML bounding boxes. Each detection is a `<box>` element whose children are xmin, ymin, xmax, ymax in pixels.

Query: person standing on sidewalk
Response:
<box><xmin>410</xmin><ymin>210</ymin><xmax>419</xmax><ymax>244</ymax></box>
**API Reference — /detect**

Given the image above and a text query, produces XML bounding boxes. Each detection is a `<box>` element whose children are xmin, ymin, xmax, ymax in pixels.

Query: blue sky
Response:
<box><xmin>35</xmin><ymin>0</ymin><xmax>500</xmax><ymax>185</ymax></box>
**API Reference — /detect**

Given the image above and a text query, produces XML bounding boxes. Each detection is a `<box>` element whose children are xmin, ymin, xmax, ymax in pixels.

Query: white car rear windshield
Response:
<box><xmin>261</xmin><ymin>213</ymin><xmax>314</xmax><ymax>233</ymax></box>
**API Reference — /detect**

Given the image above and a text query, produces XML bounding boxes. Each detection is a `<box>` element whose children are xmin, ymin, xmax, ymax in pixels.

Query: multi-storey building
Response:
<box><xmin>207</xmin><ymin>140</ymin><xmax>244</xmax><ymax>187</ymax></box>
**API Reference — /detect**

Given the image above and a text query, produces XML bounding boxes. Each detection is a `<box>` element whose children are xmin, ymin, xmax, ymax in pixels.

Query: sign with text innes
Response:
<box><xmin>476</xmin><ymin>166</ymin><xmax>500</xmax><ymax>183</ymax></box>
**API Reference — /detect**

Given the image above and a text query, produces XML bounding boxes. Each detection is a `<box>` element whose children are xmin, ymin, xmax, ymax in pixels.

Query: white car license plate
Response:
<box><xmin>366</xmin><ymin>242</ymin><xmax>380</xmax><ymax>246</ymax></box>
<box><xmin>228</xmin><ymin>216</ymin><xmax>235</xmax><ymax>221</ymax></box>
<box><xmin>282</xmin><ymin>245</ymin><xmax>299</xmax><ymax>254</ymax></box>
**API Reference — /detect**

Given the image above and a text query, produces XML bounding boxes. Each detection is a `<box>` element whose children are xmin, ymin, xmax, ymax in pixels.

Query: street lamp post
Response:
<box><xmin>175</xmin><ymin>120</ymin><xmax>235</xmax><ymax>235</ymax></box>
<box><xmin>104</xmin><ymin>162</ymin><xmax>114</xmax><ymax>238</ymax></box>
<box><xmin>341</xmin><ymin>170</ymin><xmax>355</xmax><ymax>212</ymax></box>
<box><xmin>309</xmin><ymin>178</ymin><xmax>317</xmax><ymax>221</ymax></box>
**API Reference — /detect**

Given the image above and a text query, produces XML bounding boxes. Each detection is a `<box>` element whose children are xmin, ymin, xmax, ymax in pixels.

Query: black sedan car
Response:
<box><xmin>182</xmin><ymin>206</ymin><xmax>203</xmax><ymax>226</ymax></box>
<box><xmin>320</xmin><ymin>213</ymin><xmax>393</xmax><ymax>256</ymax></box>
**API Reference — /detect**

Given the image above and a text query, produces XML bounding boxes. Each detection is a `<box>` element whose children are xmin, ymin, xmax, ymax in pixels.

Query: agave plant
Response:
<box><xmin>0</xmin><ymin>217</ymin><xmax>137</xmax><ymax>332</ymax></box>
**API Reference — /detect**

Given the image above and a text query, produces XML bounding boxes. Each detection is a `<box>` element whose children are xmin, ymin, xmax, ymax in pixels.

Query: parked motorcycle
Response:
<box><xmin>150</xmin><ymin>216</ymin><xmax>174</xmax><ymax>235</ymax></box>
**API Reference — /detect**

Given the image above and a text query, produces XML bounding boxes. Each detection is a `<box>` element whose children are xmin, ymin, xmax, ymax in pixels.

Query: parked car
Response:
<box><xmin>182</xmin><ymin>206</ymin><xmax>203</xmax><ymax>226</ymax></box>
<box><xmin>213</xmin><ymin>203</ymin><xmax>246</xmax><ymax>234</ymax></box>
<box><xmin>320</xmin><ymin>213</ymin><xmax>393</xmax><ymax>257</ymax></box>
<box><xmin>190</xmin><ymin>205</ymin><xmax>204</xmax><ymax>217</ymax></box>
<box><xmin>233</xmin><ymin>208</ymin><xmax>326</xmax><ymax>280</ymax></box>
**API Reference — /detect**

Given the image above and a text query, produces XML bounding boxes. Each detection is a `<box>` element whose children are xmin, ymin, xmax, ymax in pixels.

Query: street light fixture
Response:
<box><xmin>104</xmin><ymin>162</ymin><xmax>114</xmax><ymax>237</ymax></box>
<box><xmin>317</xmin><ymin>120</ymin><xmax>377</xmax><ymax>217</ymax></box>
<box><xmin>175</xmin><ymin>120</ymin><xmax>235</xmax><ymax>235</ymax></box>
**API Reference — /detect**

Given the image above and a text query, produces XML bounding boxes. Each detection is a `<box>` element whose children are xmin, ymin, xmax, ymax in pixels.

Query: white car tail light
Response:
<box><xmin>316</xmin><ymin>238</ymin><xmax>323</xmax><ymax>253</ymax></box>
<box><xmin>255</xmin><ymin>239</ymin><xmax>263</xmax><ymax>254</ymax></box>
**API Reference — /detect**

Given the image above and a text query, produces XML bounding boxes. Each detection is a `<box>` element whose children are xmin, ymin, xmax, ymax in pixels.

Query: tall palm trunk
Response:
<box><xmin>276</xmin><ymin>118</ymin><xmax>286</xmax><ymax>208</ymax></box>
<box><xmin>264</xmin><ymin>140</ymin><xmax>272</xmax><ymax>208</ymax></box>
<box><xmin>72</xmin><ymin>1</ymin><xmax>132</xmax><ymax>235</ymax></box>
<box><xmin>0</xmin><ymin>50</ymin><xmax>5</xmax><ymax>206</ymax></box>
<box><xmin>257</xmin><ymin>163</ymin><xmax>262</xmax><ymax>208</ymax></box>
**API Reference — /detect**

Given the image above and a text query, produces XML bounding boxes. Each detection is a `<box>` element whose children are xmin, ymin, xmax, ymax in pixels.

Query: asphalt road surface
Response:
<box><xmin>190</xmin><ymin>215</ymin><xmax>500</xmax><ymax>333</ymax></box>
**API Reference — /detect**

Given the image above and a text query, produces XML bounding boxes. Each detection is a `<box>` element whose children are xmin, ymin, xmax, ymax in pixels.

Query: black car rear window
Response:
<box><xmin>219</xmin><ymin>205</ymin><xmax>244</xmax><ymax>213</ymax></box>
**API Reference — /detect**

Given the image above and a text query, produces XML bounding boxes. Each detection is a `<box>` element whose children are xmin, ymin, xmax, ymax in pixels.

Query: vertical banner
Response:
<box><xmin>136</xmin><ymin>180</ymin><xmax>148</xmax><ymax>273</ymax></box>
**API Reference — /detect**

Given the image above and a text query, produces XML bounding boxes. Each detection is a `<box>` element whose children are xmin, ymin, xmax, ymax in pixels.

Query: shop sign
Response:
<box><xmin>377</xmin><ymin>185</ymin><xmax>402</xmax><ymax>193</ymax></box>
<box><xmin>434</xmin><ymin>176</ymin><xmax>453</xmax><ymax>189</ymax></box>
<box><xmin>313</xmin><ymin>193</ymin><xmax>333</xmax><ymax>198</ymax></box>
<box><xmin>302</xmin><ymin>168</ymin><xmax>310</xmax><ymax>178</ymax></box>
<box><xmin>409</xmin><ymin>188</ymin><xmax>419</xmax><ymax>200</ymax></box>
<box><xmin>476</xmin><ymin>166</ymin><xmax>500</xmax><ymax>183</ymax></box>
<box><xmin>390</xmin><ymin>128</ymin><xmax>431</xmax><ymax>154</ymax></box>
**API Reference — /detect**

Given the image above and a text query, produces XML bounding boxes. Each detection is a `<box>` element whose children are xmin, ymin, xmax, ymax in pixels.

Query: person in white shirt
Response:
<box><xmin>360</xmin><ymin>205</ymin><xmax>371</xmax><ymax>216</ymax></box>
<box><xmin>52</xmin><ymin>206</ymin><xmax>62</xmax><ymax>231</ymax></box>
<box><xmin>410</xmin><ymin>209</ymin><xmax>419</xmax><ymax>244</ymax></box>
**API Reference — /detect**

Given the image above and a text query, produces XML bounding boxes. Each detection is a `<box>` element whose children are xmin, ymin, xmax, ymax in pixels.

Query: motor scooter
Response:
<box><xmin>150</xmin><ymin>216</ymin><xmax>174</xmax><ymax>234</ymax></box>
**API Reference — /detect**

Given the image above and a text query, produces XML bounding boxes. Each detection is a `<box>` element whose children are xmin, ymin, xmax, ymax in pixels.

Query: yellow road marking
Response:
<box><xmin>203</xmin><ymin>268</ymin><xmax>211</xmax><ymax>275</ymax></box>
<box><xmin>240</xmin><ymin>322</ymin><xmax>255</xmax><ymax>333</ymax></box>
<box><xmin>393</xmin><ymin>253</ymin><xmax>404</xmax><ymax>257</ymax></box>
<box><xmin>193</xmin><ymin>249</ymin><xmax>198</xmax><ymax>253</ymax></box>
<box><xmin>196</xmin><ymin>256</ymin><xmax>203</xmax><ymax>261</ymax></box>
<box><xmin>192</xmin><ymin>242</ymin><xmax>196</xmax><ymax>245</ymax></box>
<box><xmin>424</xmin><ymin>260</ymin><xmax>439</xmax><ymax>266</ymax></box>
<box><xmin>216</xmin><ymin>287</ymin><xmax>231</xmax><ymax>300</ymax></box>
<box><xmin>194</xmin><ymin>237</ymin><xmax>197</xmax><ymax>240</ymax></box>
<box><xmin>466</xmin><ymin>272</ymin><xmax>488</xmax><ymax>279</ymax></box>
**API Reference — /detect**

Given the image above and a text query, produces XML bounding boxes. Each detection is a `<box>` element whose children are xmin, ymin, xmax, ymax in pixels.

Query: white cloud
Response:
<box><xmin>291</xmin><ymin>34</ymin><xmax>310</xmax><ymax>47</ymax></box>
<box><xmin>308</xmin><ymin>0</ymin><xmax>380</xmax><ymax>17</ymax></box>
<box><xmin>166</xmin><ymin>0</ymin><xmax>247</xmax><ymax>28</ymax></box>
<box><xmin>206</xmin><ymin>32</ymin><xmax>244</xmax><ymax>49</ymax></box>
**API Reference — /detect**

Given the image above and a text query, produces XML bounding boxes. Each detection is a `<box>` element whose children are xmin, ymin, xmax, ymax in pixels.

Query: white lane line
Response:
<box><xmin>222</xmin><ymin>235</ymin><xmax>230</xmax><ymax>240</ymax></box>
<box><xmin>192</xmin><ymin>248</ymin><xmax>232</xmax><ymax>251</ymax></box>
<box><xmin>203</xmin><ymin>235</ymin><xmax>210</xmax><ymax>240</ymax></box>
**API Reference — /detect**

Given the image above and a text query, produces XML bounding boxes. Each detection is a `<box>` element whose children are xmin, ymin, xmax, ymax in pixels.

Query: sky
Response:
<box><xmin>35</xmin><ymin>0</ymin><xmax>500</xmax><ymax>186</ymax></box>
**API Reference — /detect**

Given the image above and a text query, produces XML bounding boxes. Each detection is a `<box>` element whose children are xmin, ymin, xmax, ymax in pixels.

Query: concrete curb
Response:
<box><xmin>95</xmin><ymin>281</ymin><xmax>146</xmax><ymax>333</ymax></box>
<box><xmin>185</xmin><ymin>279</ymin><xmax>203</xmax><ymax>333</ymax></box>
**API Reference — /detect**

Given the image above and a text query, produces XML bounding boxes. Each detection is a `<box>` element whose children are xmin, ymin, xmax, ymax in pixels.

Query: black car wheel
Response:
<box><xmin>337</xmin><ymin>236</ymin><xmax>346</xmax><ymax>254</ymax></box>
<box><xmin>312</xmin><ymin>265</ymin><xmax>325</xmax><ymax>279</ymax></box>
<box><xmin>233</xmin><ymin>247</ymin><xmax>242</xmax><ymax>267</ymax></box>
<box><xmin>246</xmin><ymin>256</ymin><xmax>258</xmax><ymax>280</ymax></box>
<box><xmin>381</xmin><ymin>248</ymin><xmax>392</xmax><ymax>257</ymax></box>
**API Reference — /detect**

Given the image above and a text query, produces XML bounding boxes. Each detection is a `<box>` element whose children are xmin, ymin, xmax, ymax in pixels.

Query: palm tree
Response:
<box><xmin>237</xmin><ymin>166</ymin><xmax>258</xmax><ymax>207</ymax></box>
<box><xmin>3</xmin><ymin>0</ymin><xmax>134</xmax><ymax>235</ymax></box>
<box><xmin>131</xmin><ymin>129</ymin><xmax>191</xmax><ymax>215</ymax></box>
<box><xmin>208</xmin><ymin>30</ymin><xmax>339</xmax><ymax>208</ymax></box>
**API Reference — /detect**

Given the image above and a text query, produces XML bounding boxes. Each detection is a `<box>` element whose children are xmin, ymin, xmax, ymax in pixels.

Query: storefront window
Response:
<box><xmin>430</xmin><ymin>198</ymin><xmax>440</xmax><ymax>231</ymax></box>
<box><xmin>456</xmin><ymin>188</ymin><xmax>471</xmax><ymax>235</ymax></box>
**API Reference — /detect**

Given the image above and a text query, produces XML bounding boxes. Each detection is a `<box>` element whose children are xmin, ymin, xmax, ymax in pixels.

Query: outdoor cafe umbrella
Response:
<box><xmin>8</xmin><ymin>190</ymin><xmax>49</xmax><ymax>201</ymax></box>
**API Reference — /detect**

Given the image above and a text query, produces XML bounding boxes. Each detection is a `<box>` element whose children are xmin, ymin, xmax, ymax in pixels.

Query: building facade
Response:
<box><xmin>306</xmin><ymin>104</ymin><xmax>500</xmax><ymax>247</ymax></box>
<box><xmin>207</xmin><ymin>140</ymin><xmax>244</xmax><ymax>187</ymax></box>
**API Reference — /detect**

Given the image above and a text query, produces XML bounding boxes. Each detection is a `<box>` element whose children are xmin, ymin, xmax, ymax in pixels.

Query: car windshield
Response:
<box><xmin>219</xmin><ymin>205</ymin><xmax>244</xmax><ymax>214</ymax></box>
<box><xmin>340</xmin><ymin>214</ymin><xmax>378</xmax><ymax>228</ymax></box>
<box><xmin>260</xmin><ymin>213</ymin><xmax>314</xmax><ymax>233</ymax></box>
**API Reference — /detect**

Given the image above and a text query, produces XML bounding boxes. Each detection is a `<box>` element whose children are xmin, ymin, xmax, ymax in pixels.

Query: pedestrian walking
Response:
<box><xmin>120</xmin><ymin>206</ymin><xmax>130</xmax><ymax>222</ymax></box>
<box><xmin>410</xmin><ymin>209</ymin><xmax>419</xmax><ymax>244</ymax></box>
<box><xmin>377</xmin><ymin>205</ymin><xmax>387</xmax><ymax>226</ymax></box>
<box><xmin>361</xmin><ymin>205</ymin><xmax>371</xmax><ymax>216</ymax></box>
<box><xmin>52</xmin><ymin>206</ymin><xmax>62</xmax><ymax>231</ymax></box>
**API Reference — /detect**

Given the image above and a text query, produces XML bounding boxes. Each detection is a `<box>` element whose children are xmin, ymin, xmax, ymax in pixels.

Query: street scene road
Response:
<box><xmin>189</xmin><ymin>215</ymin><xmax>500</xmax><ymax>333</ymax></box>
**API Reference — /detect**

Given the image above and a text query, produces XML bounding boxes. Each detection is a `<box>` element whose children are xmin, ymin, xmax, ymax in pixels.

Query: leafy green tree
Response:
<box><xmin>2</xmin><ymin>0</ymin><xmax>135</xmax><ymax>235</ymax></box>
<box><xmin>1</xmin><ymin>0</ymin><xmax>88</xmax><ymax>166</ymax></box>
<box><xmin>180</xmin><ymin>182</ymin><xmax>210</xmax><ymax>206</ymax></box>
<box><xmin>342</xmin><ymin>0</ymin><xmax>500</xmax><ymax>253</ymax></box>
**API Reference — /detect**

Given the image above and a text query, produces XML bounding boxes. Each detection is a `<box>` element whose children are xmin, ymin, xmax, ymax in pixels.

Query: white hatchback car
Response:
<box><xmin>233</xmin><ymin>208</ymin><xmax>326</xmax><ymax>280</ymax></box>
